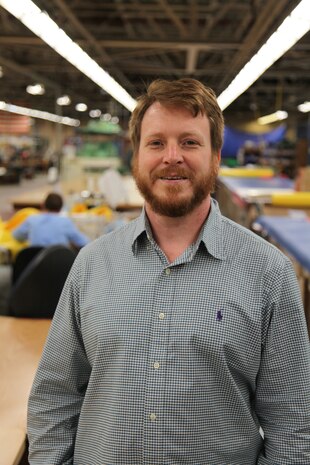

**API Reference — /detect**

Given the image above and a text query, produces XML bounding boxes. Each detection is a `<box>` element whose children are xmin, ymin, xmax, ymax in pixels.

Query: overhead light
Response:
<box><xmin>75</xmin><ymin>103</ymin><xmax>87</xmax><ymax>112</ymax></box>
<box><xmin>101</xmin><ymin>113</ymin><xmax>112</xmax><ymax>121</ymax></box>
<box><xmin>0</xmin><ymin>100</ymin><xmax>80</xmax><ymax>126</ymax></box>
<box><xmin>57</xmin><ymin>95</ymin><xmax>71</xmax><ymax>106</ymax></box>
<box><xmin>298</xmin><ymin>101</ymin><xmax>310</xmax><ymax>113</ymax></box>
<box><xmin>218</xmin><ymin>0</ymin><xmax>310</xmax><ymax>110</ymax></box>
<box><xmin>0</xmin><ymin>0</ymin><xmax>137</xmax><ymax>112</ymax></box>
<box><xmin>257</xmin><ymin>110</ymin><xmax>288</xmax><ymax>125</ymax></box>
<box><xmin>89</xmin><ymin>109</ymin><xmax>102</xmax><ymax>118</ymax></box>
<box><xmin>26</xmin><ymin>83</ymin><xmax>45</xmax><ymax>95</ymax></box>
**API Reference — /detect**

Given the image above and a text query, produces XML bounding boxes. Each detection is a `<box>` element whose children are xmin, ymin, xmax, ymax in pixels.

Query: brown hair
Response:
<box><xmin>44</xmin><ymin>193</ymin><xmax>63</xmax><ymax>212</ymax></box>
<box><xmin>129</xmin><ymin>78</ymin><xmax>224</xmax><ymax>156</ymax></box>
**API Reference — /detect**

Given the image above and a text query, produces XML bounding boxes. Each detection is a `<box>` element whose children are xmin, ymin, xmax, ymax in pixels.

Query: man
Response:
<box><xmin>12</xmin><ymin>192</ymin><xmax>89</xmax><ymax>249</ymax></box>
<box><xmin>27</xmin><ymin>79</ymin><xmax>310</xmax><ymax>464</ymax></box>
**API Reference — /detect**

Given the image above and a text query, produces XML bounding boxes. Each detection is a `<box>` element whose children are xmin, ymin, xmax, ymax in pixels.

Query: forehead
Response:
<box><xmin>141</xmin><ymin>102</ymin><xmax>210</xmax><ymax>136</ymax></box>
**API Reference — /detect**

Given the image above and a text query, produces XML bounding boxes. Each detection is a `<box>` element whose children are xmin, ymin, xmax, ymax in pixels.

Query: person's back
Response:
<box><xmin>12</xmin><ymin>192</ymin><xmax>89</xmax><ymax>249</ymax></box>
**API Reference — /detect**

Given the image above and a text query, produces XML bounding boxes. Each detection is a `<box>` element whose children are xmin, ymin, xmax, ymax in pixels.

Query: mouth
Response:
<box><xmin>159</xmin><ymin>176</ymin><xmax>188</xmax><ymax>181</ymax></box>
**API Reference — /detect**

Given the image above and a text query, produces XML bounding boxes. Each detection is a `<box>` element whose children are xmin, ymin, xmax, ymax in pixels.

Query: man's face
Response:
<box><xmin>132</xmin><ymin>102</ymin><xmax>220</xmax><ymax>218</ymax></box>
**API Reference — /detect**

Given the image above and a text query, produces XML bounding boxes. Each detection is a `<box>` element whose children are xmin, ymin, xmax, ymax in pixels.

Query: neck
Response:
<box><xmin>145</xmin><ymin>196</ymin><xmax>212</xmax><ymax>263</ymax></box>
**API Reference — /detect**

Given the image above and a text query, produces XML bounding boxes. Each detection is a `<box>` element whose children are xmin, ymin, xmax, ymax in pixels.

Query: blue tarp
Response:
<box><xmin>222</xmin><ymin>124</ymin><xmax>287</xmax><ymax>158</ymax></box>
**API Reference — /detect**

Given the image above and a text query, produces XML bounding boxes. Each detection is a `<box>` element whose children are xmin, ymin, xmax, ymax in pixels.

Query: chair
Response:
<box><xmin>12</xmin><ymin>246</ymin><xmax>44</xmax><ymax>284</ymax></box>
<box><xmin>8</xmin><ymin>245</ymin><xmax>77</xmax><ymax>318</ymax></box>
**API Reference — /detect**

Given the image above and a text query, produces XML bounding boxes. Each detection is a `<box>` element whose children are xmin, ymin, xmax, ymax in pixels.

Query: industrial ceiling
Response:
<box><xmin>0</xmin><ymin>0</ymin><xmax>309</xmax><ymax>127</ymax></box>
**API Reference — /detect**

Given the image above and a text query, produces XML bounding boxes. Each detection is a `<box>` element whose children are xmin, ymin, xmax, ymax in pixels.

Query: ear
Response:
<box><xmin>213</xmin><ymin>150</ymin><xmax>221</xmax><ymax>167</ymax></box>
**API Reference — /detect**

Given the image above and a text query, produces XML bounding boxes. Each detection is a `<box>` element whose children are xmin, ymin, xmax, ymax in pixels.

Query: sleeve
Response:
<box><xmin>27</xmin><ymin>253</ymin><xmax>91</xmax><ymax>465</ymax></box>
<box><xmin>256</xmin><ymin>258</ymin><xmax>310</xmax><ymax>465</ymax></box>
<box><xmin>65</xmin><ymin>219</ymin><xmax>90</xmax><ymax>248</ymax></box>
<box><xmin>12</xmin><ymin>218</ymin><xmax>30</xmax><ymax>242</ymax></box>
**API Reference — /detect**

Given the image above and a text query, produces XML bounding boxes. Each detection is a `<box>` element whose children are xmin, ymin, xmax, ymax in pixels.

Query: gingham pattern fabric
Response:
<box><xmin>27</xmin><ymin>199</ymin><xmax>310</xmax><ymax>465</ymax></box>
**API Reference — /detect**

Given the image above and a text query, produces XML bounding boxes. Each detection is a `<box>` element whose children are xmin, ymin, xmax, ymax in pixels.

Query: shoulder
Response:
<box><xmin>221</xmin><ymin>214</ymin><xmax>289</xmax><ymax>269</ymax></box>
<box><xmin>77</xmin><ymin>218</ymin><xmax>138</xmax><ymax>261</ymax></box>
<box><xmin>20</xmin><ymin>214</ymin><xmax>41</xmax><ymax>226</ymax></box>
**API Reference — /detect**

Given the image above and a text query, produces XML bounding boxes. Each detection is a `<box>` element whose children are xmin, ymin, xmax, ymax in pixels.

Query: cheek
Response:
<box><xmin>184</xmin><ymin>155</ymin><xmax>206</xmax><ymax>172</ymax></box>
<box><xmin>138</xmin><ymin>153</ymin><xmax>161</xmax><ymax>173</ymax></box>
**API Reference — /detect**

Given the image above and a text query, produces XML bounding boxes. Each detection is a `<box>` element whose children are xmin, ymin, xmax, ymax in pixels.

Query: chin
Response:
<box><xmin>148</xmin><ymin>194</ymin><xmax>203</xmax><ymax>217</ymax></box>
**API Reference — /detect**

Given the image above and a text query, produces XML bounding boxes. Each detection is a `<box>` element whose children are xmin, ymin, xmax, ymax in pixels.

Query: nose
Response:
<box><xmin>162</xmin><ymin>142</ymin><xmax>184</xmax><ymax>164</ymax></box>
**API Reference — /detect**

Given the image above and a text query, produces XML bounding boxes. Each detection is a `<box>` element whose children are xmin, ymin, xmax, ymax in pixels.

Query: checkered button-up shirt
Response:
<box><xmin>28</xmin><ymin>199</ymin><xmax>310</xmax><ymax>465</ymax></box>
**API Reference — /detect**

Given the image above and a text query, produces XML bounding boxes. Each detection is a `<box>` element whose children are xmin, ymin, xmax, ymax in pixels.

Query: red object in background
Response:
<box><xmin>0</xmin><ymin>111</ymin><xmax>31</xmax><ymax>134</ymax></box>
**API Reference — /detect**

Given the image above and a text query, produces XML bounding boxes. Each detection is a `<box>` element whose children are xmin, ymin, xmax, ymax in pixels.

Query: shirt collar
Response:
<box><xmin>131</xmin><ymin>198</ymin><xmax>226</xmax><ymax>261</ymax></box>
<box><xmin>131</xmin><ymin>207</ymin><xmax>149</xmax><ymax>255</ymax></box>
<box><xmin>200</xmin><ymin>198</ymin><xmax>226</xmax><ymax>260</ymax></box>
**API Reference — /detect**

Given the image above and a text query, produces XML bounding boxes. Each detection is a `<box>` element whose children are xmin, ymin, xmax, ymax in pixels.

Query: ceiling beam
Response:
<box><xmin>2</xmin><ymin>36</ymin><xmax>310</xmax><ymax>52</ymax></box>
<box><xmin>0</xmin><ymin>54</ymin><xmax>61</xmax><ymax>92</ymax></box>
<box><xmin>218</xmin><ymin>0</ymin><xmax>300</xmax><ymax>90</ymax></box>
<box><xmin>0</xmin><ymin>36</ymin><xmax>239</xmax><ymax>50</ymax></box>
<box><xmin>157</xmin><ymin>0</ymin><xmax>188</xmax><ymax>38</ymax></box>
<box><xmin>185</xmin><ymin>47</ymin><xmax>199</xmax><ymax>74</ymax></box>
<box><xmin>98</xmin><ymin>39</ymin><xmax>239</xmax><ymax>51</ymax></box>
<box><xmin>189</xmin><ymin>0</ymin><xmax>198</xmax><ymax>36</ymax></box>
<box><xmin>52</xmin><ymin>0</ymin><xmax>133</xmax><ymax>89</ymax></box>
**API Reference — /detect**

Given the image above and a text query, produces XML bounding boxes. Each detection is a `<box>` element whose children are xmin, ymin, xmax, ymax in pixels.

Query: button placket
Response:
<box><xmin>149</xmin><ymin>412</ymin><xmax>157</xmax><ymax>421</ymax></box>
<box><xmin>144</xmin><ymin>265</ymin><xmax>176</xmax><ymax>461</ymax></box>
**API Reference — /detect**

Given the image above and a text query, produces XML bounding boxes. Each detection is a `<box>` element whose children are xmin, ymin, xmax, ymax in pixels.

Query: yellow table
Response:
<box><xmin>0</xmin><ymin>428</ymin><xmax>26</xmax><ymax>465</ymax></box>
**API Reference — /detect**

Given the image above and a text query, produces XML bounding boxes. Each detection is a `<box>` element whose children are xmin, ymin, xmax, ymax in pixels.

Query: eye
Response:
<box><xmin>148</xmin><ymin>140</ymin><xmax>163</xmax><ymax>147</ymax></box>
<box><xmin>182</xmin><ymin>139</ymin><xmax>199</xmax><ymax>147</ymax></box>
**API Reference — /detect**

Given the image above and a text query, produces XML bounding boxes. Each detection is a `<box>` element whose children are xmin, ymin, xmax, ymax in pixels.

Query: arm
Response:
<box><xmin>256</xmin><ymin>258</ymin><xmax>310</xmax><ymax>465</ymax></box>
<box><xmin>65</xmin><ymin>218</ymin><xmax>89</xmax><ymax>248</ymax></box>
<box><xmin>12</xmin><ymin>218</ymin><xmax>30</xmax><ymax>242</ymax></box>
<box><xmin>27</xmin><ymin>254</ymin><xmax>91</xmax><ymax>464</ymax></box>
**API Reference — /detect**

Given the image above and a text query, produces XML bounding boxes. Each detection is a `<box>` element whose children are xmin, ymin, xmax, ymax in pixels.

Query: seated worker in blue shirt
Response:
<box><xmin>27</xmin><ymin>79</ymin><xmax>310</xmax><ymax>465</ymax></box>
<box><xmin>12</xmin><ymin>192</ymin><xmax>89</xmax><ymax>249</ymax></box>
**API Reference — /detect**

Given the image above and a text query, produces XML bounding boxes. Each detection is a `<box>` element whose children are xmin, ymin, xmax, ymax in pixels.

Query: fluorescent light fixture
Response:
<box><xmin>218</xmin><ymin>0</ymin><xmax>310</xmax><ymax>110</ymax></box>
<box><xmin>26</xmin><ymin>83</ymin><xmax>45</xmax><ymax>95</ymax></box>
<box><xmin>0</xmin><ymin>100</ymin><xmax>80</xmax><ymax>126</ymax></box>
<box><xmin>57</xmin><ymin>95</ymin><xmax>71</xmax><ymax>106</ymax></box>
<box><xmin>257</xmin><ymin>110</ymin><xmax>288</xmax><ymax>125</ymax></box>
<box><xmin>298</xmin><ymin>101</ymin><xmax>310</xmax><ymax>113</ymax></box>
<box><xmin>0</xmin><ymin>0</ymin><xmax>137</xmax><ymax>112</ymax></box>
<box><xmin>75</xmin><ymin>103</ymin><xmax>87</xmax><ymax>112</ymax></box>
<box><xmin>89</xmin><ymin>109</ymin><xmax>102</xmax><ymax>118</ymax></box>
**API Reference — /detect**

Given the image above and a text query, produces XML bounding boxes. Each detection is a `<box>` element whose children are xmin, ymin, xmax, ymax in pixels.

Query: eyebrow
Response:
<box><xmin>143</xmin><ymin>131</ymin><xmax>204</xmax><ymax>139</ymax></box>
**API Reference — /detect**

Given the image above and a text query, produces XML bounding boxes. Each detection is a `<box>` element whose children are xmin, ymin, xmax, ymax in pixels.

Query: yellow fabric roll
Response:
<box><xmin>88</xmin><ymin>205</ymin><xmax>113</xmax><ymax>220</ymax></box>
<box><xmin>4</xmin><ymin>207</ymin><xmax>39</xmax><ymax>231</ymax></box>
<box><xmin>271</xmin><ymin>192</ymin><xmax>310</xmax><ymax>207</ymax></box>
<box><xmin>219</xmin><ymin>167</ymin><xmax>274</xmax><ymax>177</ymax></box>
<box><xmin>0</xmin><ymin>208</ymin><xmax>39</xmax><ymax>261</ymax></box>
<box><xmin>0</xmin><ymin>226</ymin><xmax>28</xmax><ymax>260</ymax></box>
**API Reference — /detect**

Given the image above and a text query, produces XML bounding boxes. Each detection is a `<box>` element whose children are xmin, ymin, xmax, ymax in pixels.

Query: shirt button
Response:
<box><xmin>149</xmin><ymin>413</ymin><xmax>157</xmax><ymax>421</ymax></box>
<box><xmin>159</xmin><ymin>312</ymin><xmax>165</xmax><ymax>320</ymax></box>
<box><xmin>153</xmin><ymin>361</ymin><xmax>160</xmax><ymax>369</ymax></box>
<box><xmin>165</xmin><ymin>268</ymin><xmax>171</xmax><ymax>275</ymax></box>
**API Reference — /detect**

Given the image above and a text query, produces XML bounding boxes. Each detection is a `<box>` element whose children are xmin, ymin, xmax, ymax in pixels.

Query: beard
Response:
<box><xmin>132</xmin><ymin>157</ymin><xmax>219</xmax><ymax>217</ymax></box>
